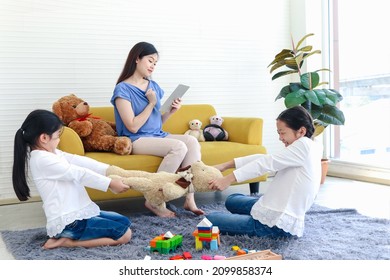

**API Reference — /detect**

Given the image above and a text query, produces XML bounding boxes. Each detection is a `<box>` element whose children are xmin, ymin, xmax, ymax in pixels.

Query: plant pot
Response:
<box><xmin>321</xmin><ymin>159</ymin><xmax>330</xmax><ymax>184</ymax></box>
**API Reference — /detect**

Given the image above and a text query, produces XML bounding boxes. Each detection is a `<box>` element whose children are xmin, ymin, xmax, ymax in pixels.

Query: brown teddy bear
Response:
<box><xmin>106</xmin><ymin>161</ymin><xmax>223</xmax><ymax>215</ymax></box>
<box><xmin>52</xmin><ymin>94</ymin><xmax>132</xmax><ymax>155</ymax></box>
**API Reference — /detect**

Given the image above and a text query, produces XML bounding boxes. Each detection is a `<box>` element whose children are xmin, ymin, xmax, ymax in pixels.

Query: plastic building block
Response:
<box><xmin>183</xmin><ymin>252</ymin><xmax>192</xmax><ymax>259</ymax></box>
<box><xmin>150</xmin><ymin>233</ymin><xmax>183</xmax><ymax>254</ymax></box>
<box><xmin>170</xmin><ymin>255</ymin><xmax>185</xmax><ymax>260</ymax></box>
<box><xmin>210</xmin><ymin>239</ymin><xmax>218</xmax><ymax>251</ymax></box>
<box><xmin>201</xmin><ymin>255</ymin><xmax>213</xmax><ymax>260</ymax></box>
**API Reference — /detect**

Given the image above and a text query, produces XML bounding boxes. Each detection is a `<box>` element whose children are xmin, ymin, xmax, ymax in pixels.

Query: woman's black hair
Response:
<box><xmin>277</xmin><ymin>106</ymin><xmax>315</xmax><ymax>139</ymax></box>
<box><xmin>116</xmin><ymin>42</ymin><xmax>159</xmax><ymax>84</ymax></box>
<box><xmin>12</xmin><ymin>109</ymin><xmax>64</xmax><ymax>201</ymax></box>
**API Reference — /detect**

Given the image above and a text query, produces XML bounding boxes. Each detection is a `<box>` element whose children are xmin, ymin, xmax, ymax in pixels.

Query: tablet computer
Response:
<box><xmin>160</xmin><ymin>84</ymin><xmax>190</xmax><ymax>113</ymax></box>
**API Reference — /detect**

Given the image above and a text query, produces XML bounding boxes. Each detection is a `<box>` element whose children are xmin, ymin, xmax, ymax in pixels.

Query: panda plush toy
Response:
<box><xmin>203</xmin><ymin>115</ymin><xmax>228</xmax><ymax>141</ymax></box>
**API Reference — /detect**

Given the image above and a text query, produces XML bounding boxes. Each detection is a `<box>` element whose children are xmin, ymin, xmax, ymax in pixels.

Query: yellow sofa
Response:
<box><xmin>58</xmin><ymin>104</ymin><xmax>267</xmax><ymax>201</ymax></box>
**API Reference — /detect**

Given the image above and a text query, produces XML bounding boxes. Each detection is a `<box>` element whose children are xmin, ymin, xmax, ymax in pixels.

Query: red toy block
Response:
<box><xmin>183</xmin><ymin>252</ymin><xmax>192</xmax><ymax>259</ymax></box>
<box><xmin>169</xmin><ymin>255</ymin><xmax>185</xmax><ymax>260</ymax></box>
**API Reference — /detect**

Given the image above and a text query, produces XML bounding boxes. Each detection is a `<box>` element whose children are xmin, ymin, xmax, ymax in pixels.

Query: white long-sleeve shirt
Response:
<box><xmin>233</xmin><ymin>137</ymin><xmax>323</xmax><ymax>236</ymax></box>
<box><xmin>30</xmin><ymin>149</ymin><xmax>111</xmax><ymax>237</ymax></box>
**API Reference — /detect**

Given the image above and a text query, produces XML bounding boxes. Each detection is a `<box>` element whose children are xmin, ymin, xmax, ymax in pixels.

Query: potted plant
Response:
<box><xmin>268</xmin><ymin>33</ymin><xmax>345</xmax><ymax>183</ymax></box>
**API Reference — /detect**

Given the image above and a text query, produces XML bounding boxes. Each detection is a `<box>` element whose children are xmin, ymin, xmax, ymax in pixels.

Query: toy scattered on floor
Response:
<box><xmin>213</xmin><ymin>255</ymin><xmax>226</xmax><ymax>260</ymax></box>
<box><xmin>185</xmin><ymin>119</ymin><xmax>205</xmax><ymax>142</ymax></box>
<box><xmin>192</xmin><ymin>217</ymin><xmax>220</xmax><ymax>251</ymax></box>
<box><xmin>232</xmin><ymin>245</ymin><xmax>256</xmax><ymax>254</ymax></box>
<box><xmin>201</xmin><ymin>254</ymin><xmax>226</xmax><ymax>260</ymax></box>
<box><xmin>203</xmin><ymin>115</ymin><xmax>228</xmax><ymax>141</ymax></box>
<box><xmin>231</xmin><ymin>245</ymin><xmax>240</xmax><ymax>251</ymax></box>
<box><xmin>169</xmin><ymin>251</ymin><xmax>192</xmax><ymax>260</ymax></box>
<box><xmin>149</xmin><ymin>231</ymin><xmax>183</xmax><ymax>254</ymax></box>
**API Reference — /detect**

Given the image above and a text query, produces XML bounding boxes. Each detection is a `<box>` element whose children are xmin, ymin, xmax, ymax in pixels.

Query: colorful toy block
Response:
<box><xmin>213</xmin><ymin>255</ymin><xmax>226</xmax><ymax>260</ymax></box>
<box><xmin>168</xmin><ymin>251</ymin><xmax>192</xmax><ymax>260</ymax></box>
<box><xmin>193</xmin><ymin>218</ymin><xmax>220</xmax><ymax>251</ymax></box>
<box><xmin>169</xmin><ymin>255</ymin><xmax>185</xmax><ymax>260</ymax></box>
<box><xmin>182</xmin><ymin>252</ymin><xmax>192</xmax><ymax>259</ymax></box>
<box><xmin>201</xmin><ymin>254</ymin><xmax>213</xmax><ymax>260</ymax></box>
<box><xmin>150</xmin><ymin>231</ymin><xmax>183</xmax><ymax>254</ymax></box>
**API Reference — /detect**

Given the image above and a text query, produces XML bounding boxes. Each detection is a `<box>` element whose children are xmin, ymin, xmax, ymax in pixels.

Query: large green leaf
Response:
<box><xmin>323</xmin><ymin>89</ymin><xmax>343</xmax><ymax>104</ymax></box>
<box><xmin>284</xmin><ymin>89</ymin><xmax>307</xmax><ymax>107</ymax></box>
<box><xmin>316</xmin><ymin>105</ymin><xmax>345</xmax><ymax>125</ymax></box>
<box><xmin>313</xmin><ymin>89</ymin><xmax>333</xmax><ymax>105</ymax></box>
<box><xmin>289</xmin><ymin>82</ymin><xmax>303</xmax><ymax>92</ymax></box>
<box><xmin>301</xmin><ymin>72</ymin><xmax>320</xmax><ymax>89</ymax></box>
<box><xmin>304</xmin><ymin>90</ymin><xmax>321</xmax><ymax>106</ymax></box>
<box><xmin>275</xmin><ymin>85</ymin><xmax>292</xmax><ymax>101</ymax></box>
<box><xmin>324</xmin><ymin>89</ymin><xmax>343</xmax><ymax>102</ymax></box>
<box><xmin>309</xmin><ymin>104</ymin><xmax>322</xmax><ymax>119</ymax></box>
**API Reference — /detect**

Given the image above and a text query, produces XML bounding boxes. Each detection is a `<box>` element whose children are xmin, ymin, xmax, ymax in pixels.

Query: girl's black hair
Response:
<box><xmin>277</xmin><ymin>106</ymin><xmax>315</xmax><ymax>139</ymax></box>
<box><xmin>12</xmin><ymin>109</ymin><xmax>63</xmax><ymax>201</ymax></box>
<box><xmin>116</xmin><ymin>42</ymin><xmax>158</xmax><ymax>84</ymax></box>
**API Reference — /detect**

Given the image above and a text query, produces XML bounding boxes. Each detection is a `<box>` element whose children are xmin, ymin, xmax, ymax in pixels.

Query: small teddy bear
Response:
<box><xmin>52</xmin><ymin>94</ymin><xmax>132</xmax><ymax>155</ymax></box>
<box><xmin>203</xmin><ymin>115</ymin><xmax>228</xmax><ymax>141</ymax></box>
<box><xmin>184</xmin><ymin>119</ymin><xmax>205</xmax><ymax>142</ymax></box>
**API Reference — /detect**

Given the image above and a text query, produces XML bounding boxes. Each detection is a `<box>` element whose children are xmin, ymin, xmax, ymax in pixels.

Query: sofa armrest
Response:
<box><xmin>58</xmin><ymin>127</ymin><xmax>85</xmax><ymax>156</ymax></box>
<box><xmin>222</xmin><ymin>117</ymin><xmax>263</xmax><ymax>145</ymax></box>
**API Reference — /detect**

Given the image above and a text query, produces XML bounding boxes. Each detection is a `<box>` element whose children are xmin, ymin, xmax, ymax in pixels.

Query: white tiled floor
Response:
<box><xmin>0</xmin><ymin>176</ymin><xmax>389</xmax><ymax>259</ymax></box>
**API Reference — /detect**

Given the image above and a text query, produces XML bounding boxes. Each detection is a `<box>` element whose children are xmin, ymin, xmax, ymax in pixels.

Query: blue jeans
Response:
<box><xmin>206</xmin><ymin>193</ymin><xmax>291</xmax><ymax>238</ymax></box>
<box><xmin>55</xmin><ymin>211</ymin><xmax>131</xmax><ymax>241</ymax></box>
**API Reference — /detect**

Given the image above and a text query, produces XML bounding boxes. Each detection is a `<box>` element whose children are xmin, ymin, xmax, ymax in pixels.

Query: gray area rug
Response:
<box><xmin>1</xmin><ymin>203</ymin><xmax>389</xmax><ymax>260</ymax></box>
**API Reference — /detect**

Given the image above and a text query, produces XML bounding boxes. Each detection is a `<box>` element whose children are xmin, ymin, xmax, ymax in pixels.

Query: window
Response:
<box><xmin>332</xmin><ymin>0</ymin><xmax>390</xmax><ymax>170</ymax></box>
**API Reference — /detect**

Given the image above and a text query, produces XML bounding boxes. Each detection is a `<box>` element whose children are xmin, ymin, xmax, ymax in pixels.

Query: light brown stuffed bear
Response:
<box><xmin>184</xmin><ymin>119</ymin><xmax>205</xmax><ymax>142</ymax></box>
<box><xmin>52</xmin><ymin>94</ymin><xmax>132</xmax><ymax>155</ymax></box>
<box><xmin>106</xmin><ymin>161</ymin><xmax>223</xmax><ymax>214</ymax></box>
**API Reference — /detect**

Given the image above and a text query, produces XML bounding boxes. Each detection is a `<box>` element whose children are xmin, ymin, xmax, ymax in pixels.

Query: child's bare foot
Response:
<box><xmin>184</xmin><ymin>198</ymin><xmax>205</xmax><ymax>216</ymax></box>
<box><xmin>145</xmin><ymin>201</ymin><xmax>176</xmax><ymax>218</ymax></box>
<box><xmin>42</xmin><ymin>237</ymin><xmax>72</xmax><ymax>249</ymax></box>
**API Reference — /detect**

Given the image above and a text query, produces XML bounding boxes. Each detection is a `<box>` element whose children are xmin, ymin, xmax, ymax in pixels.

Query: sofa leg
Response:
<box><xmin>249</xmin><ymin>182</ymin><xmax>259</xmax><ymax>196</ymax></box>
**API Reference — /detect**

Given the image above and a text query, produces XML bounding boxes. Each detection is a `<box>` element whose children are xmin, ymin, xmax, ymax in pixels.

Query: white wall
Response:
<box><xmin>0</xmin><ymin>0</ymin><xmax>291</xmax><ymax>202</ymax></box>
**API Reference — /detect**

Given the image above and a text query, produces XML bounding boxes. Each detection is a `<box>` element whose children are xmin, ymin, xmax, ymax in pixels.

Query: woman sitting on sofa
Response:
<box><xmin>111</xmin><ymin>41</ymin><xmax>203</xmax><ymax>218</ymax></box>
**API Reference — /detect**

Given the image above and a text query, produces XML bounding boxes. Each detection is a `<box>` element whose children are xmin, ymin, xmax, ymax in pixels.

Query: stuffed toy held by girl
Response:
<box><xmin>106</xmin><ymin>161</ymin><xmax>223</xmax><ymax>215</ymax></box>
<box><xmin>203</xmin><ymin>115</ymin><xmax>229</xmax><ymax>141</ymax></box>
